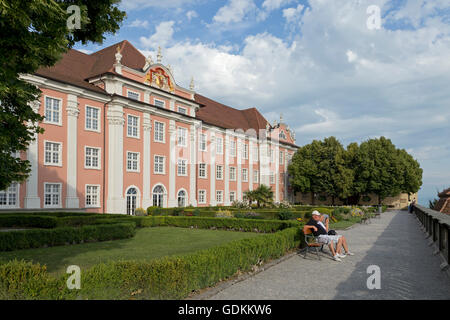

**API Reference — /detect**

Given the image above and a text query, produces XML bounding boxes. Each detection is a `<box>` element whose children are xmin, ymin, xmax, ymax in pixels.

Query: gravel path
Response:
<box><xmin>208</xmin><ymin>211</ymin><xmax>450</xmax><ymax>300</ymax></box>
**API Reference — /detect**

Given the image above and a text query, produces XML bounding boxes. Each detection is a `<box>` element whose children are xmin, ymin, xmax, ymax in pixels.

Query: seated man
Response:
<box><xmin>304</xmin><ymin>211</ymin><xmax>354</xmax><ymax>262</ymax></box>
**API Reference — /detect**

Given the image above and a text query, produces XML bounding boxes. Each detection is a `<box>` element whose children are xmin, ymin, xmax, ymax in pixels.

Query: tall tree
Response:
<box><xmin>0</xmin><ymin>0</ymin><xmax>126</xmax><ymax>190</ymax></box>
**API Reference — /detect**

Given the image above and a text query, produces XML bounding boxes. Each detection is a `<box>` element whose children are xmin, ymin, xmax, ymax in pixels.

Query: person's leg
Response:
<box><xmin>328</xmin><ymin>243</ymin><xmax>336</xmax><ymax>256</ymax></box>
<box><xmin>335</xmin><ymin>237</ymin><xmax>343</xmax><ymax>254</ymax></box>
<box><xmin>341</xmin><ymin>236</ymin><xmax>354</xmax><ymax>255</ymax></box>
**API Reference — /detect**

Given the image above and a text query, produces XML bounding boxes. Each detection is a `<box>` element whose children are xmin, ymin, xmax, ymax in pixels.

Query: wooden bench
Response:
<box><xmin>302</xmin><ymin>226</ymin><xmax>322</xmax><ymax>260</ymax></box>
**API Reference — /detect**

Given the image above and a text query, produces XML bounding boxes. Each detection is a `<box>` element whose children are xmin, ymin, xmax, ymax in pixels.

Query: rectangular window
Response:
<box><xmin>86</xmin><ymin>185</ymin><xmax>100</xmax><ymax>207</ymax></box>
<box><xmin>230</xmin><ymin>192</ymin><xmax>236</xmax><ymax>203</ymax></box>
<box><xmin>242</xmin><ymin>168</ymin><xmax>248</xmax><ymax>182</ymax></box>
<box><xmin>154</xmin><ymin>155</ymin><xmax>165</xmax><ymax>174</ymax></box>
<box><xmin>44</xmin><ymin>141</ymin><xmax>62</xmax><ymax>166</ymax></box>
<box><xmin>177</xmin><ymin>127</ymin><xmax>187</xmax><ymax>147</ymax></box>
<box><xmin>270</xmin><ymin>149</ymin><xmax>274</xmax><ymax>163</ymax></box>
<box><xmin>243</xmin><ymin>144</ymin><xmax>248</xmax><ymax>159</ymax></box>
<box><xmin>253</xmin><ymin>145</ymin><xmax>259</xmax><ymax>161</ymax></box>
<box><xmin>216</xmin><ymin>137</ymin><xmax>223</xmax><ymax>154</ymax></box>
<box><xmin>270</xmin><ymin>173</ymin><xmax>275</xmax><ymax>184</ymax></box>
<box><xmin>85</xmin><ymin>106</ymin><xmax>100</xmax><ymax>132</ymax></box>
<box><xmin>229</xmin><ymin>167</ymin><xmax>236</xmax><ymax>181</ymax></box>
<box><xmin>177</xmin><ymin>159</ymin><xmax>187</xmax><ymax>176</ymax></box>
<box><xmin>199</xmin><ymin>163</ymin><xmax>207</xmax><ymax>178</ymax></box>
<box><xmin>280</xmin><ymin>151</ymin><xmax>284</xmax><ymax>165</ymax></box>
<box><xmin>216</xmin><ymin>165</ymin><xmax>223</xmax><ymax>180</ymax></box>
<box><xmin>127</xmin><ymin>115</ymin><xmax>139</xmax><ymax>138</ymax></box>
<box><xmin>154</xmin><ymin>99</ymin><xmax>165</xmax><ymax>108</ymax></box>
<box><xmin>230</xmin><ymin>140</ymin><xmax>236</xmax><ymax>157</ymax></box>
<box><xmin>253</xmin><ymin>170</ymin><xmax>259</xmax><ymax>183</ymax></box>
<box><xmin>127</xmin><ymin>152</ymin><xmax>139</xmax><ymax>172</ymax></box>
<box><xmin>0</xmin><ymin>183</ymin><xmax>18</xmax><ymax>207</ymax></box>
<box><xmin>44</xmin><ymin>97</ymin><xmax>61</xmax><ymax>124</ymax></box>
<box><xmin>85</xmin><ymin>147</ymin><xmax>100</xmax><ymax>169</ymax></box>
<box><xmin>198</xmin><ymin>190</ymin><xmax>206</xmax><ymax>204</ymax></box>
<box><xmin>216</xmin><ymin>190</ymin><xmax>223</xmax><ymax>204</ymax></box>
<box><xmin>199</xmin><ymin>133</ymin><xmax>207</xmax><ymax>152</ymax></box>
<box><xmin>178</xmin><ymin>107</ymin><xmax>187</xmax><ymax>114</ymax></box>
<box><xmin>127</xmin><ymin>90</ymin><xmax>140</xmax><ymax>101</ymax></box>
<box><xmin>44</xmin><ymin>183</ymin><xmax>61</xmax><ymax>208</ymax></box>
<box><xmin>154</xmin><ymin>121</ymin><xmax>165</xmax><ymax>142</ymax></box>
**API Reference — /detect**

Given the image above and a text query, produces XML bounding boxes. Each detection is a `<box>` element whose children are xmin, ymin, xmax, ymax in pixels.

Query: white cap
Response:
<box><xmin>312</xmin><ymin>210</ymin><xmax>321</xmax><ymax>216</ymax></box>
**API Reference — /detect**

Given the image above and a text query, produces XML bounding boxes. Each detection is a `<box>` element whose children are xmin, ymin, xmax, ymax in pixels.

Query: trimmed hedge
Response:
<box><xmin>0</xmin><ymin>215</ymin><xmax>58</xmax><ymax>229</ymax></box>
<box><xmin>0</xmin><ymin>223</ymin><xmax>136</xmax><ymax>251</ymax></box>
<box><xmin>0</xmin><ymin>226</ymin><xmax>301</xmax><ymax>299</ymax></box>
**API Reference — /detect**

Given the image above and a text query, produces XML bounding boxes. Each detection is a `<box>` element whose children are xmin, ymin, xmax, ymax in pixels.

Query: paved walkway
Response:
<box><xmin>208</xmin><ymin>211</ymin><xmax>450</xmax><ymax>300</ymax></box>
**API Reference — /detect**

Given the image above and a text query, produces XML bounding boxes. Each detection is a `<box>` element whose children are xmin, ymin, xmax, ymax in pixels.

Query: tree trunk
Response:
<box><xmin>311</xmin><ymin>192</ymin><xmax>315</xmax><ymax>205</ymax></box>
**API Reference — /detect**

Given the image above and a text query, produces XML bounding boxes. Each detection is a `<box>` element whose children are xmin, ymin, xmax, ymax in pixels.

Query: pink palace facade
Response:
<box><xmin>1</xmin><ymin>41</ymin><xmax>298</xmax><ymax>215</ymax></box>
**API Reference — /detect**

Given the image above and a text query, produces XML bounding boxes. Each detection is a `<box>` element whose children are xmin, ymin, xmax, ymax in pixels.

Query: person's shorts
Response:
<box><xmin>318</xmin><ymin>234</ymin><xmax>342</xmax><ymax>245</ymax></box>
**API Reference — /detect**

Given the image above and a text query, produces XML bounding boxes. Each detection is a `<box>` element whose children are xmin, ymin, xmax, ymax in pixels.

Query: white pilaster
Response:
<box><xmin>209</xmin><ymin>131</ymin><xmax>216</xmax><ymax>206</ymax></box>
<box><xmin>189</xmin><ymin>124</ymin><xmax>198</xmax><ymax>206</ymax></box>
<box><xmin>65</xmin><ymin>94</ymin><xmax>80</xmax><ymax>208</ymax></box>
<box><xmin>170</xmin><ymin>99</ymin><xmax>175</xmax><ymax>111</ymax></box>
<box><xmin>168</xmin><ymin>120</ymin><xmax>177</xmax><ymax>207</ymax></box>
<box><xmin>24</xmin><ymin>100</ymin><xmax>41</xmax><ymax>208</ymax></box>
<box><xmin>224</xmin><ymin>132</ymin><xmax>231</xmax><ymax>206</ymax></box>
<box><xmin>237</xmin><ymin>138</ymin><xmax>242</xmax><ymax>201</ymax></box>
<box><xmin>142</xmin><ymin>114</ymin><xmax>152</xmax><ymax>209</ymax></box>
<box><xmin>275</xmin><ymin>143</ymin><xmax>280</xmax><ymax>203</ymax></box>
<box><xmin>106</xmin><ymin>103</ymin><xmax>125</xmax><ymax>214</ymax></box>
<box><xmin>248</xmin><ymin>140</ymin><xmax>253</xmax><ymax>192</ymax></box>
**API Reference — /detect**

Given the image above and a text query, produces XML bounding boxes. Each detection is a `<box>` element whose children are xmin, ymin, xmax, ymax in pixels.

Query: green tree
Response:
<box><xmin>0</xmin><ymin>0</ymin><xmax>126</xmax><ymax>190</ymax></box>
<box><xmin>244</xmin><ymin>185</ymin><xmax>274</xmax><ymax>208</ymax></box>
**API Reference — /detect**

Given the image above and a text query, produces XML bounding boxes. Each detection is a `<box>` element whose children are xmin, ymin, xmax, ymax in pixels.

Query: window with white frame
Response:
<box><xmin>230</xmin><ymin>140</ymin><xmax>236</xmax><ymax>157</ymax></box>
<box><xmin>270</xmin><ymin>149</ymin><xmax>274</xmax><ymax>163</ymax></box>
<box><xmin>242</xmin><ymin>168</ymin><xmax>248</xmax><ymax>182</ymax></box>
<box><xmin>85</xmin><ymin>106</ymin><xmax>100</xmax><ymax>131</ymax></box>
<box><xmin>199</xmin><ymin>163</ymin><xmax>207</xmax><ymax>178</ymax></box>
<box><xmin>86</xmin><ymin>185</ymin><xmax>100</xmax><ymax>207</ymax></box>
<box><xmin>216</xmin><ymin>165</ymin><xmax>223</xmax><ymax>180</ymax></box>
<box><xmin>154</xmin><ymin>155</ymin><xmax>165</xmax><ymax>174</ymax></box>
<box><xmin>253</xmin><ymin>170</ymin><xmax>259</xmax><ymax>183</ymax></box>
<box><xmin>44</xmin><ymin>141</ymin><xmax>62</xmax><ymax>166</ymax></box>
<box><xmin>270</xmin><ymin>173</ymin><xmax>275</xmax><ymax>184</ymax></box>
<box><xmin>154</xmin><ymin>99</ymin><xmax>165</xmax><ymax>108</ymax></box>
<box><xmin>243</xmin><ymin>144</ymin><xmax>248</xmax><ymax>159</ymax></box>
<box><xmin>85</xmin><ymin>147</ymin><xmax>100</xmax><ymax>169</ymax></box>
<box><xmin>177</xmin><ymin>127</ymin><xmax>187</xmax><ymax>147</ymax></box>
<box><xmin>216</xmin><ymin>190</ymin><xmax>223</xmax><ymax>203</ymax></box>
<box><xmin>199</xmin><ymin>133</ymin><xmax>207</xmax><ymax>152</ymax></box>
<box><xmin>44</xmin><ymin>97</ymin><xmax>61</xmax><ymax>124</ymax></box>
<box><xmin>229</xmin><ymin>167</ymin><xmax>236</xmax><ymax>181</ymax></box>
<box><xmin>280</xmin><ymin>151</ymin><xmax>284</xmax><ymax>165</ymax></box>
<box><xmin>198</xmin><ymin>190</ymin><xmax>206</xmax><ymax>204</ymax></box>
<box><xmin>177</xmin><ymin>159</ymin><xmax>187</xmax><ymax>176</ymax></box>
<box><xmin>178</xmin><ymin>106</ymin><xmax>187</xmax><ymax>115</ymax></box>
<box><xmin>0</xmin><ymin>183</ymin><xmax>18</xmax><ymax>208</ymax></box>
<box><xmin>127</xmin><ymin>90</ymin><xmax>140</xmax><ymax>100</ymax></box>
<box><xmin>253</xmin><ymin>145</ymin><xmax>259</xmax><ymax>161</ymax></box>
<box><xmin>127</xmin><ymin>152</ymin><xmax>139</xmax><ymax>172</ymax></box>
<box><xmin>279</xmin><ymin>130</ymin><xmax>287</xmax><ymax>140</ymax></box>
<box><xmin>216</xmin><ymin>137</ymin><xmax>223</xmax><ymax>154</ymax></box>
<box><xmin>44</xmin><ymin>183</ymin><xmax>61</xmax><ymax>208</ymax></box>
<box><xmin>154</xmin><ymin>121</ymin><xmax>165</xmax><ymax>142</ymax></box>
<box><xmin>127</xmin><ymin>115</ymin><xmax>139</xmax><ymax>138</ymax></box>
<box><xmin>229</xmin><ymin>191</ymin><xmax>236</xmax><ymax>203</ymax></box>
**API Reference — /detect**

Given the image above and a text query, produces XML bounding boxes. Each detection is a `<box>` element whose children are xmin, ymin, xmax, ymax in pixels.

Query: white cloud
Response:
<box><xmin>121</xmin><ymin>0</ymin><xmax>197</xmax><ymax>10</ymax></box>
<box><xmin>262</xmin><ymin>0</ymin><xmax>295</xmax><ymax>12</ymax></box>
<box><xmin>213</xmin><ymin>0</ymin><xmax>257</xmax><ymax>25</ymax></box>
<box><xmin>129</xmin><ymin>19</ymin><xmax>149</xmax><ymax>29</ymax></box>
<box><xmin>140</xmin><ymin>21</ymin><xmax>175</xmax><ymax>49</ymax></box>
<box><xmin>186</xmin><ymin>10</ymin><xmax>198</xmax><ymax>21</ymax></box>
<box><xmin>282</xmin><ymin>4</ymin><xmax>304</xmax><ymax>24</ymax></box>
<box><xmin>346</xmin><ymin>50</ymin><xmax>358</xmax><ymax>63</ymax></box>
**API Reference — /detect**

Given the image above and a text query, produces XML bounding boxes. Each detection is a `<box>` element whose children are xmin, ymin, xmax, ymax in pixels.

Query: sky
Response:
<box><xmin>76</xmin><ymin>0</ymin><xmax>450</xmax><ymax>206</ymax></box>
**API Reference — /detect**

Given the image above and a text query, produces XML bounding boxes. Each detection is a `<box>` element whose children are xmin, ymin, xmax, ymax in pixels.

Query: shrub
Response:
<box><xmin>172</xmin><ymin>208</ymin><xmax>184</xmax><ymax>216</ymax></box>
<box><xmin>0</xmin><ymin>215</ymin><xmax>58</xmax><ymax>229</ymax></box>
<box><xmin>134</xmin><ymin>208</ymin><xmax>147</xmax><ymax>216</ymax></box>
<box><xmin>0</xmin><ymin>223</ymin><xmax>136</xmax><ymax>252</ymax></box>
<box><xmin>215</xmin><ymin>210</ymin><xmax>233</xmax><ymax>218</ymax></box>
<box><xmin>277</xmin><ymin>210</ymin><xmax>293</xmax><ymax>221</ymax></box>
<box><xmin>147</xmin><ymin>207</ymin><xmax>163</xmax><ymax>216</ymax></box>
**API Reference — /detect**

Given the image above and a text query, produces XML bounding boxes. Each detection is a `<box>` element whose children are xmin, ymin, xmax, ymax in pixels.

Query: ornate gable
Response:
<box><xmin>145</xmin><ymin>67</ymin><xmax>175</xmax><ymax>93</ymax></box>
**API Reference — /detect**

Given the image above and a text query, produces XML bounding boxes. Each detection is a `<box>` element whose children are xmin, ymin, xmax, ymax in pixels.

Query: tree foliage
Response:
<box><xmin>244</xmin><ymin>185</ymin><xmax>274</xmax><ymax>208</ymax></box>
<box><xmin>0</xmin><ymin>0</ymin><xmax>126</xmax><ymax>190</ymax></box>
<box><xmin>288</xmin><ymin>136</ymin><xmax>423</xmax><ymax>205</ymax></box>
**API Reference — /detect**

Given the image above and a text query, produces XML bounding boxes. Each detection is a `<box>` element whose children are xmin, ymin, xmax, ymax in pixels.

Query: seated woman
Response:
<box><xmin>304</xmin><ymin>211</ymin><xmax>354</xmax><ymax>262</ymax></box>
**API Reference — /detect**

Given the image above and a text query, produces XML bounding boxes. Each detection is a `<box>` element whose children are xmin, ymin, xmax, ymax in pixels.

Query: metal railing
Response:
<box><xmin>413</xmin><ymin>205</ymin><xmax>450</xmax><ymax>270</ymax></box>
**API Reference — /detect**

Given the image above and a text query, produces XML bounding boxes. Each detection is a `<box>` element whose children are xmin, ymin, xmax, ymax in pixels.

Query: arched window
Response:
<box><xmin>177</xmin><ymin>190</ymin><xmax>187</xmax><ymax>207</ymax></box>
<box><xmin>152</xmin><ymin>185</ymin><xmax>166</xmax><ymax>208</ymax></box>
<box><xmin>126</xmin><ymin>187</ymin><xmax>138</xmax><ymax>215</ymax></box>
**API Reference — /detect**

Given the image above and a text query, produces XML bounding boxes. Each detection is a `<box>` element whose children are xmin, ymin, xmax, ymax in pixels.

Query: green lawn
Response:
<box><xmin>330</xmin><ymin>217</ymin><xmax>362</xmax><ymax>230</ymax></box>
<box><xmin>0</xmin><ymin>227</ymin><xmax>261</xmax><ymax>276</ymax></box>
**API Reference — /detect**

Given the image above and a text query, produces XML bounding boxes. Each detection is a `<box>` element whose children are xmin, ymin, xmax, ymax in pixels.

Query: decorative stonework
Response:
<box><xmin>29</xmin><ymin>100</ymin><xmax>41</xmax><ymax>113</ymax></box>
<box><xmin>146</xmin><ymin>67</ymin><xmax>175</xmax><ymax>92</ymax></box>
<box><xmin>107</xmin><ymin>116</ymin><xmax>125</xmax><ymax>126</ymax></box>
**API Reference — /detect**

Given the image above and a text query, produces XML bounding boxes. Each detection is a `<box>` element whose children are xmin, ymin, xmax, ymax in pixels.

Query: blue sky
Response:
<box><xmin>76</xmin><ymin>0</ymin><xmax>450</xmax><ymax>206</ymax></box>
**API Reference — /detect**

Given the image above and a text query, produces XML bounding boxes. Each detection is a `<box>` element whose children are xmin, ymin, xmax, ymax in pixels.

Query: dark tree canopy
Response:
<box><xmin>0</xmin><ymin>0</ymin><xmax>126</xmax><ymax>190</ymax></box>
<box><xmin>288</xmin><ymin>136</ymin><xmax>423</xmax><ymax>205</ymax></box>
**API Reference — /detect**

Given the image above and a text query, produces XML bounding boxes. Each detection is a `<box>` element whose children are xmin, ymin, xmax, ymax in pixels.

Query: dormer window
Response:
<box><xmin>178</xmin><ymin>107</ymin><xmax>187</xmax><ymax>115</ymax></box>
<box><xmin>279</xmin><ymin>131</ymin><xmax>287</xmax><ymax>140</ymax></box>
<box><xmin>154</xmin><ymin>99</ymin><xmax>165</xmax><ymax>108</ymax></box>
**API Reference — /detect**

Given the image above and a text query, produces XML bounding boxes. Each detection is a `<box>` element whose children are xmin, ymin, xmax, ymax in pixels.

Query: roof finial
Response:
<box><xmin>115</xmin><ymin>46</ymin><xmax>122</xmax><ymax>64</ymax></box>
<box><xmin>157</xmin><ymin>46</ymin><xmax>163</xmax><ymax>63</ymax></box>
<box><xmin>144</xmin><ymin>54</ymin><xmax>153</xmax><ymax>70</ymax></box>
<box><xmin>189</xmin><ymin>77</ymin><xmax>195</xmax><ymax>91</ymax></box>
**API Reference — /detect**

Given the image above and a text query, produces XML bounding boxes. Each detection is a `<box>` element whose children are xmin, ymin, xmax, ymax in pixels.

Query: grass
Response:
<box><xmin>0</xmin><ymin>227</ymin><xmax>262</xmax><ymax>276</ymax></box>
<box><xmin>330</xmin><ymin>217</ymin><xmax>362</xmax><ymax>230</ymax></box>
